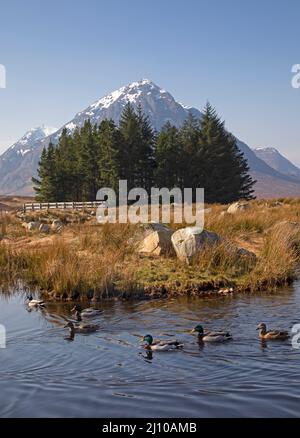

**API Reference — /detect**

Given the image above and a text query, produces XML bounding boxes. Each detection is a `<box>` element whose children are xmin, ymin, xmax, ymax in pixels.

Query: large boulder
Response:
<box><xmin>171</xmin><ymin>227</ymin><xmax>221</xmax><ymax>263</ymax></box>
<box><xmin>27</xmin><ymin>221</ymin><xmax>41</xmax><ymax>231</ymax></box>
<box><xmin>51</xmin><ymin>219</ymin><xmax>63</xmax><ymax>232</ymax></box>
<box><xmin>138</xmin><ymin>223</ymin><xmax>174</xmax><ymax>256</ymax></box>
<box><xmin>39</xmin><ymin>223</ymin><xmax>50</xmax><ymax>234</ymax></box>
<box><xmin>227</xmin><ymin>202</ymin><xmax>250</xmax><ymax>214</ymax></box>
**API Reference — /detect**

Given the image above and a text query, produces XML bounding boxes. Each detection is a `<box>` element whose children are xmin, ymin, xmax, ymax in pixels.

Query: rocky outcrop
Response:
<box><xmin>171</xmin><ymin>227</ymin><xmax>221</xmax><ymax>263</ymax></box>
<box><xmin>138</xmin><ymin>223</ymin><xmax>174</xmax><ymax>256</ymax></box>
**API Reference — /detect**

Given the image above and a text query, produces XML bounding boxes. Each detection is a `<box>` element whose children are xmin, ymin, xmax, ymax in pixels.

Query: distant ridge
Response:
<box><xmin>253</xmin><ymin>147</ymin><xmax>300</xmax><ymax>180</ymax></box>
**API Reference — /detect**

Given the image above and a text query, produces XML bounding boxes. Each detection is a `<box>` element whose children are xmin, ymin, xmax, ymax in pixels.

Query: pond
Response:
<box><xmin>1</xmin><ymin>284</ymin><xmax>300</xmax><ymax>418</ymax></box>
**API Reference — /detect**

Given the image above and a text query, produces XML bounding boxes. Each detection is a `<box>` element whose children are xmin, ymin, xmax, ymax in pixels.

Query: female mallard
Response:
<box><xmin>256</xmin><ymin>323</ymin><xmax>289</xmax><ymax>340</ymax></box>
<box><xmin>191</xmin><ymin>324</ymin><xmax>233</xmax><ymax>343</ymax></box>
<box><xmin>71</xmin><ymin>304</ymin><xmax>102</xmax><ymax>318</ymax></box>
<box><xmin>64</xmin><ymin>321</ymin><xmax>99</xmax><ymax>337</ymax></box>
<box><xmin>27</xmin><ymin>295</ymin><xmax>45</xmax><ymax>308</ymax></box>
<box><xmin>142</xmin><ymin>335</ymin><xmax>183</xmax><ymax>351</ymax></box>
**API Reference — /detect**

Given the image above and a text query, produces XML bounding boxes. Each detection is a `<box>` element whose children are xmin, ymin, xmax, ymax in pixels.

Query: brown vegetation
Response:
<box><xmin>0</xmin><ymin>199</ymin><xmax>300</xmax><ymax>300</ymax></box>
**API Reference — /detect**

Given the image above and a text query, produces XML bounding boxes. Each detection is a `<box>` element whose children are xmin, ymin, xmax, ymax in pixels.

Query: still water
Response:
<box><xmin>1</xmin><ymin>284</ymin><xmax>300</xmax><ymax>418</ymax></box>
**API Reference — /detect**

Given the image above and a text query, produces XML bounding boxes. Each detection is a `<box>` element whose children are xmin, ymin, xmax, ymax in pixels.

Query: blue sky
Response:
<box><xmin>0</xmin><ymin>0</ymin><xmax>299</xmax><ymax>163</ymax></box>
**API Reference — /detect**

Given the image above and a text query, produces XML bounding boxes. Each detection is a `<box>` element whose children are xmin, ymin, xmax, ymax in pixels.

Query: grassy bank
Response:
<box><xmin>0</xmin><ymin>199</ymin><xmax>300</xmax><ymax>300</ymax></box>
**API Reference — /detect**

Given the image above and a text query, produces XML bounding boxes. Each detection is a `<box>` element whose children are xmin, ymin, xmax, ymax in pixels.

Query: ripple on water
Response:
<box><xmin>1</xmin><ymin>284</ymin><xmax>300</xmax><ymax>417</ymax></box>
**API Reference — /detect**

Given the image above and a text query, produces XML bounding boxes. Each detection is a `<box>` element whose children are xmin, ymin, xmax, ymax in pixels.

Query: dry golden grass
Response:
<box><xmin>0</xmin><ymin>199</ymin><xmax>300</xmax><ymax>299</ymax></box>
<box><xmin>246</xmin><ymin>221</ymin><xmax>299</xmax><ymax>291</ymax></box>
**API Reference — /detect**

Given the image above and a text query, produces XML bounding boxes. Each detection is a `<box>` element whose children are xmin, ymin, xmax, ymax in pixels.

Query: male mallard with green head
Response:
<box><xmin>142</xmin><ymin>335</ymin><xmax>183</xmax><ymax>351</ymax></box>
<box><xmin>192</xmin><ymin>324</ymin><xmax>233</xmax><ymax>343</ymax></box>
<box><xmin>27</xmin><ymin>295</ymin><xmax>46</xmax><ymax>308</ymax></box>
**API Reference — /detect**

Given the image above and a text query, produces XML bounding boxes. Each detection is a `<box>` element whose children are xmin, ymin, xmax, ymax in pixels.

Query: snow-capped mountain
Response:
<box><xmin>9</xmin><ymin>126</ymin><xmax>57</xmax><ymax>156</ymax></box>
<box><xmin>0</xmin><ymin>126</ymin><xmax>57</xmax><ymax>195</ymax></box>
<box><xmin>253</xmin><ymin>147</ymin><xmax>300</xmax><ymax>179</ymax></box>
<box><xmin>0</xmin><ymin>80</ymin><xmax>201</xmax><ymax>195</ymax></box>
<box><xmin>55</xmin><ymin>79</ymin><xmax>201</xmax><ymax>139</ymax></box>
<box><xmin>0</xmin><ymin>79</ymin><xmax>300</xmax><ymax>198</ymax></box>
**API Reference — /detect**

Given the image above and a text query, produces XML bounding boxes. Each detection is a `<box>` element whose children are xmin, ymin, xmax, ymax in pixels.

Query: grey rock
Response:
<box><xmin>51</xmin><ymin>219</ymin><xmax>63</xmax><ymax>232</ymax></box>
<box><xmin>27</xmin><ymin>221</ymin><xmax>41</xmax><ymax>231</ymax></box>
<box><xmin>39</xmin><ymin>223</ymin><xmax>50</xmax><ymax>234</ymax></box>
<box><xmin>171</xmin><ymin>227</ymin><xmax>221</xmax><ymax>263</ymax></box>
<box><xmin>227</xmin><ymin>202</ymin><xmax>250</xmax><ymax>214</ymax></box>
<box><xmin>138</xmin><ymin>224</ymin><xmax>174</xmax><ymax>256</ymax></box>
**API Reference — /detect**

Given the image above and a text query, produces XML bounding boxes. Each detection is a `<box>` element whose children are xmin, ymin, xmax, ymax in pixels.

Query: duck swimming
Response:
<box><xmin>64</xmin><ymin>321</ymin><xmax>99</xmax><ymax>337</ymax></box>
<box><xmin>256</xmin><ymin>323</ymin><xmax>289</xmax><ymax>341</ymax></box>
<box><xmin>191</xmin><ymin>325</ymin><xmax>233</xmax><ymax>343</ymax></box>
<box><xmin>142</xmin><ymin>335</ymin><xmax>183</xmax><ymax>351</ymax></box>
<box><xmin>27</xmin><ymin>295</ymin><xmax>46</xmax><ymax>308</ymax></box>
<box><xmin>71</xmin><ymin>305</ymin><xmax>102</xmax><ymax>318</ymax></box>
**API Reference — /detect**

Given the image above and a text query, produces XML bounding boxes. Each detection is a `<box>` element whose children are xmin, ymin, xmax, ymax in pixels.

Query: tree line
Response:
<box><xmin>33</xmin><ymin>103</ymin><xmax>256</xmax><ymax>204</ymax></box>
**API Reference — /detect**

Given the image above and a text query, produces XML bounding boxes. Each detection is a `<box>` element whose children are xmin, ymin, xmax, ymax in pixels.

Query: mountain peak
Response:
<box><xmin>64</xmin><ymin>79</ymin><xmax>199</xmax><ymax>135</ymax></box>
<box><xmin>6</xmin><ymin>125</ymin><xmax>57</xmax><ymax>157</ymax></box>
<box><xmin>253</xmin><ymin>146</ymin><xmax>300</xmax><ymax>179</ymax></box>
<box><xmin>129</xmin><ymin>78</ymin><xmax>156</xmax><ymax>87</ymax></box>
<box><xmin>254</xmin><ymin>146</ymin><xmax>278</xmax><ymax>154</ymax></box>
<box><xmin>88</xmin><ymin>79</ymin><xmax>166</xmax><ymax>112</ymax></box>
<box><xmin>18</xmin><ymin>125</ymin><xmax>57</xmax><ymax>145</ymax></box>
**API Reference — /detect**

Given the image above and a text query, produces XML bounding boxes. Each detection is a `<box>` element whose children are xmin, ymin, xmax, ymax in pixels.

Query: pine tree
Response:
<box><xmin>118</xmin><ymin>103</ymin><xmax>142</xmax><ymax>191</ymax></box>
<box><xmin>179</xmin><ymin>112</ymin><xmax>202</xmax><ymax>190</ymax></box>
<box><xmin>54</xmin><ymin>128</ymin><xmax>79</xmax><ymax>201</ymax></box>
<box><xmin>77</xmin><ymin>120</ymin><xmax>100</xmax><ymax>200</ymax></box>
<box><xmin>98</xmin><ymin>119</ymin><xmax>120</xmax><ymax>192</ymax></box>
<box><xmin>32</xmin><ymin>143</ymin><xmax>58</xmax><ymax>202</ymax></box>
<box><xmin>154</xmin><ymin>122</ymin><xmax>182</xmax><ymax>188</ymax></box>
<box><xmin>136</xmin><ymin>104</ymin><xmax>155</xmax><ymax>191</ymax></box>
<box><xmin>199</xmin><ymin>103</ymin><xmax>255</xmax><ymax>203</ymax></box>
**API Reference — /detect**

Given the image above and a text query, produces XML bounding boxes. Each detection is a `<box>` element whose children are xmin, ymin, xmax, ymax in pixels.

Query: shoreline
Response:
<box><xmin>22</xmin><ymin>270</ymin><xmax>298</xmax><ymax>303</ymax></box>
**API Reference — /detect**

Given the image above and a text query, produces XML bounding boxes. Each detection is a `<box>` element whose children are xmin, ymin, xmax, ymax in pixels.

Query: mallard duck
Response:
<box><xmin>256</xmin><ymin>323</ymin><xmax>289</xmax><ymax>340</ymax></box>
<box><xmin>191</xmin><ymin>324</ymin><xmax>233</xmax><ymax>343</ymax></box>
<box><xmin>64</xmin><ymin>321</ymin><xmax>99</xmax><ymax>336</ymax></box>
<box><xmin>71</xmin><ymin>304</ymin><xmax>102</xmax><ymax>318</ymax></box>
<box><xmin>27</xmin><ymin>295</ymin><xmax>45</xmax><ymax>308</ymax></box>
<box><xmin>142</xmin><ymin>335</ymin><xmax>183</xmax><ymax>351</ymax></box>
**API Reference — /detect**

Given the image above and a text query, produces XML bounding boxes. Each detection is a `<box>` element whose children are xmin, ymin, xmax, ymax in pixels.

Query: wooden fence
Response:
<box><xmin>23</xmin><ymin>201</ymin><xmax>105</xmax><ymax>213</ymax></box>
